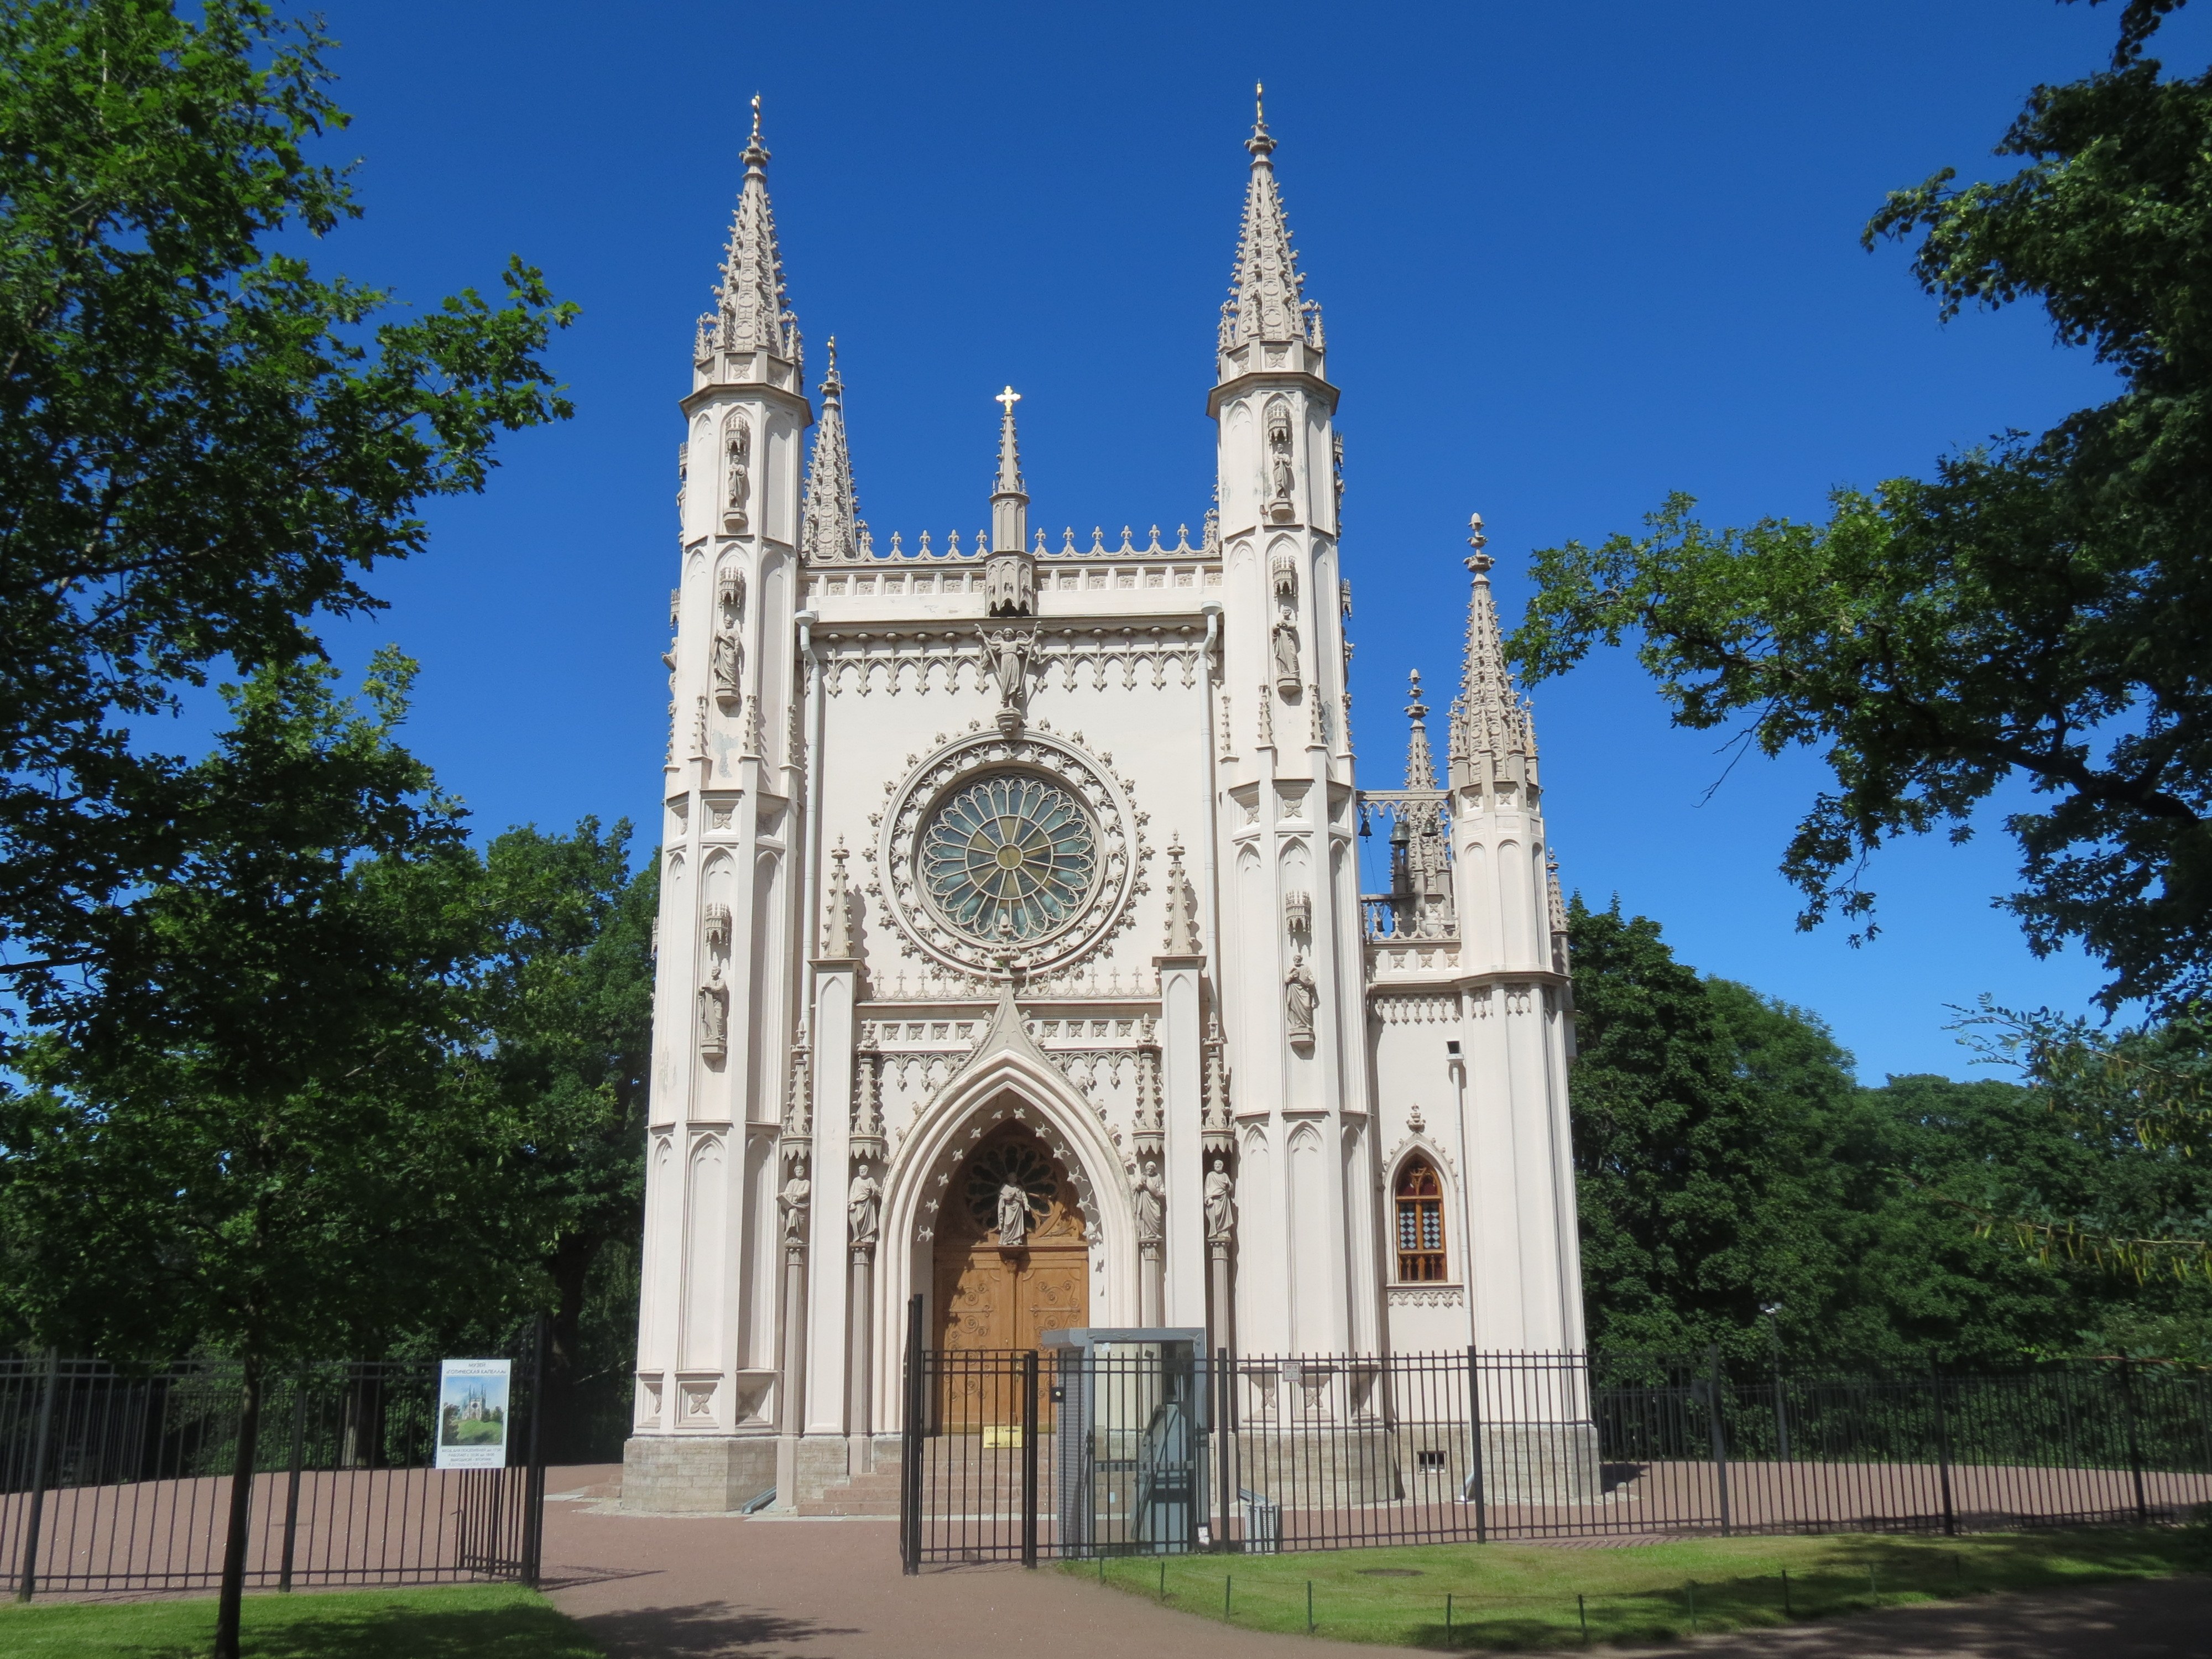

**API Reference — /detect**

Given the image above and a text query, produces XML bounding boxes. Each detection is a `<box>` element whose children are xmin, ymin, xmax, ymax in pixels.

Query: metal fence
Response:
<box><xmin>2</xmin><ymin>1339</ymin><xmax>546</xmax><ymax>1598</ymax></box>
<box><xmin>899</xmin><ymin>1342</ymin><xmax>2212</xmax><ymax>1568</ymax></box>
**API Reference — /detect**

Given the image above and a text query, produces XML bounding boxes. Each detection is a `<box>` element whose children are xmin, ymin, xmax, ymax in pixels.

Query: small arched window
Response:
<box><xmin>1394</xmin><ymin>1156</ymin><xmax>1446</xmax><ymax>1282</ymax></box>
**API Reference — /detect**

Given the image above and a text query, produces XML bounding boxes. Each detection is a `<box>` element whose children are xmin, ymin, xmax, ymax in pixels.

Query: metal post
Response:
<box><xmin>899</xmin><ymin>1292</ymin><xmax>924</xmax><ymax>1575</ymax></box>
<box><xmin>2117</xmin><ymin>1359</ymin><xmax>2149</xmax><ymax>1524</ymax></box>
<box><xmin>1020</xmin><ymin>1350</ymin><xmax>1039</xmax><ymax>1569</ymax></box>
<box><xmin>521</xmin><ymin>1314</ymin><xmax>549</xmax><ymax>1587</ymax></box>
<box><xmin>1215</xmin><ymin>1348</ymin><xmax>1233</xmax><ymax>1552</ymax></box>
<box><xmin>13</xmin><ymin>1351</ymin><xmax>59</xmax><ymax>1602</ymax></box>
<box><xmin>1705</xmin><ymin>1344</ymin><xmax>1731</xmax><ymax>1537</ymax></box>
<box><xmin>278</xmin><ymin>1373</ymin><xmax>309</xmax><ymax>1592</ymax></box>
<box><xmin>1928</xmin><ymin>1353</ymin><xmax>1956</xmax><ymax>1537</ymax></box>
<box><xmin>1464</xmin><ymin>1346</ymin><xmax>1486</xmax><ymax>1545</ymax></box>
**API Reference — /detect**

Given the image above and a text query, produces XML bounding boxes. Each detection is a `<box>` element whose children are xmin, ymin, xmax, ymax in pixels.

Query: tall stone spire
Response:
<box><xmin>1452</xmin><ymin>512</ymin><xmax>1538</xmax><ymax>781</ymax></box>
<box><xmin>1219</xmin><ymin>84</ymin><xmax>1321</xmax><ymax>361</ymax></box>
<box><xmin>801</xmin><ymin>339</ymin><xmax>860</xmax><ymax>562</ymax></box>
<box><xmin>698</xmin><ymin>96</ymin><xmax>801</xmax><ymax>369</ymax></box>
<box><xmin>1402</xmin><ymin>670</ymin><xmax>1437</xmax><ymax>790</ymax></box>
<box><xmin>989</xmin><ymin>385</ymin><xmax>1028</xmax><ymax>553</ymax></box>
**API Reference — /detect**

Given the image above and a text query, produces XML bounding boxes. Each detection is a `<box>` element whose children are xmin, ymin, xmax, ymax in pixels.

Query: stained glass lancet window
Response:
<box><xmin>919</xmin><ymin>773</ymin><xmax>1098</xmax><ymax>945</ymax></box>
<box><xmin>1394</xmin><ymin>1156</ymin><xmax>1446</xmax><ymax>1282</ymax></box>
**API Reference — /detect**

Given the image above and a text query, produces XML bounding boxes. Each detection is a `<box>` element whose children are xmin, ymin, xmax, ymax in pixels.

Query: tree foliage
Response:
<box><xmin>0</xmin><ymin>653</ymin><xmax>504</xmax><ymax>1366</ymax></box>
<box><xmin>0</xmin><ymin>0</ymin><xmax>575</xmax><ymax>995</ymax></box>
<box><xmin>472</xmin><ymin>820</ymin><xmax>655</xmax><ymax>1460</ymax></box>
<box><xmin>1511</xmin><ymin>0</ymin><xmax>2212</xmax><ymax>1011</ymax></box>
<box><xmin>1566</xmin><ymin>897</ymin><xmax>2212</xmax><ymax>1364</ymax></box>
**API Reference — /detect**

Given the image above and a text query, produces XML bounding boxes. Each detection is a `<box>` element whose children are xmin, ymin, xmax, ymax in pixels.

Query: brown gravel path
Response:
<box><xmin>538</xmin><ymin>1467</ymin><xmax>2208</xmax><ymax>1658</ymax></box>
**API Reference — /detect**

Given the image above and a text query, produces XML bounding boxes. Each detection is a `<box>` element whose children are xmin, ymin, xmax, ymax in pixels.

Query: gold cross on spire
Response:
<box><xmin>995</xmin><ymin>385</ymin><xmax>1021</xmax><ymax>414</ymax></box>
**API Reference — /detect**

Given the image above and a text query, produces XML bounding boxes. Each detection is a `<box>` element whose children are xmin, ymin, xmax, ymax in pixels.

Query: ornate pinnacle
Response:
<box><xmin>1403</xmin><ymin>669</ymin><xmax>1437</xmax><ymax>790</ymax></box>
<box><xmin>1161</xmin><ymin>837</ymin><xmax>1201</xmax><ymax>956</ymax></box>
<box><xmin>1455</xmin><ymin>509</ymin><xmax>1534</xmax><ymax>770</ymax></box>
<box><xmin>703</xmin><ymin>95</ymin><xmax>800</xmax><ymax>368</ymax></box>
<box><xmin>1221</xmin><ymin>92</ymin><xmax>1317</xmax><ymax>358</ymax></box>
<box><xmin>989</xmin><ymin>387</ymin><xmax>1029</xmax><ymax>554</ymax></box>
<box><xmin>821</xmin><ymin>838</ymin><xmax>858</xmax><ymax>959</ymax></box>
<box><xmin>801</xmin><ymin>338</ymin><xmax>861</xmax><ymax>562</ymax></box>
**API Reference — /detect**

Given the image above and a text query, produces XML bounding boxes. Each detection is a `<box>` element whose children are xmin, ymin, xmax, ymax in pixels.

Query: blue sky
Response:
<box><xmin>287</xmin><ymin>0</ymin><xmax>2206</xmax><ymax>1082</ymax></box>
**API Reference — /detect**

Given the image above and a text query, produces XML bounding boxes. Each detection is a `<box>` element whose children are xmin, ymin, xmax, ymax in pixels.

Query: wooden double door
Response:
<box><xmin>931</xmin><ymin>1121</ymin><xmax>1088</xmax><ymax>1429</ymax></box>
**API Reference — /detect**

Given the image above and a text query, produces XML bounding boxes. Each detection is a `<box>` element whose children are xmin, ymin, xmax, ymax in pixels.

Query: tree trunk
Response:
<box><xmin>544</xmin><ymin>1230</ymin><xmax>598</xmax><ymax>1463</ymax></box>
<box><xmin>213</xmin><ymin>1360</ymin><xmax>263</xmax><ymax>1659</ymax></box>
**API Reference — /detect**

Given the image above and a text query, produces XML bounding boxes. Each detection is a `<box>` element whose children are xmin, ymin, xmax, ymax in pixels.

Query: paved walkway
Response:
<box><xmin>539</xmin><ymin>1468</ymin><xmax>2208</xmax><ymax>1658</ymax></box>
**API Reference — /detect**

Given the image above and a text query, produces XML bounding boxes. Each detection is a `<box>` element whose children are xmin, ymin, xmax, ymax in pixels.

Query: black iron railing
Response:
<box><xmin>1</xmin><ymin>1332</ymin><xmax>547</xmax><ymax>1598</ymax></box>
<box><xmin>900</xmin><ymin>1340</ymin><xmax>2212</xmax><ymax>1567</ymax></box>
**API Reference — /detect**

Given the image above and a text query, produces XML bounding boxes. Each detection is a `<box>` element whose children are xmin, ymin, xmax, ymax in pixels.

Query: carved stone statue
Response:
<box><xmin>1267</xmin><ymin>407</ymin><xmax>1295</xmax><ymax>504</ymax></box>
<box><xmin>1272</xmin><ymin>620</ymin><xmax>1300</xmax><ymax>690</ymax></box>
<box><xmin>696</xmin><ymin>958</ymin><xmax>728</xmax><ymax>1057</ymax></box>
<box><xmin>778</xmin><ymin>1165</ymin><xmax>811</xmax><ymax>1243</ymax></box>
<box><xmin>980</xmin><ymin>625</ymin><xmax>1032</xmax><ymax>729</ymax></box>
<box><xmin>1285</xmin><ymin>952</ymin><xmax>1317</xmax><ymax>1040</ymax></box>
<box><xmin>848</xmin><ymin>1162</ymin><xmax>882</xmax><ymax>1250</ymax></box>
<box><xmin>996</xmin><ymin>1180</ymin><xmax>1030</xmax><ymax>1248</ymax></box>
<box><xmin>711</xmin><ymin>624</ymin><xmax>743</xmax><ymax>707</ymax></box>
<box><xmin>723</xmin><ymin>418</ymin><xmax>750</xmax><ymax>532</ymax></box>
<box><xmin>1204</xmin><ymin>1157</ymin><xmax>1235</xmax><ymax>1242</ymax></box>
<box><xmin>1131</xmin><ymin>1159</ymin><xmax>1164</xmax><ymax>1243</ymax></box>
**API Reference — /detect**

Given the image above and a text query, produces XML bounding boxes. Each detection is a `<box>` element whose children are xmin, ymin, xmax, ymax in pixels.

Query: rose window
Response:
<box><xmin>919</xmin><ymin>773</ymin><xmax>1098</xmax><ymax>945</ymax></box>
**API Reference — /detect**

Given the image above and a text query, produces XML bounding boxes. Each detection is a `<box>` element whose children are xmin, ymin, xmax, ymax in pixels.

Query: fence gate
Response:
<box><xmin>2</xmin><ymin>1327</ymin><xmax>549</xmax><ymax>1598</ymax></box>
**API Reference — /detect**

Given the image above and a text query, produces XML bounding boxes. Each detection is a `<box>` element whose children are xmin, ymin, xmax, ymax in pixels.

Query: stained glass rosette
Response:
<box><xmin>918</xmin><ymin>773</ymin><xmax>1098</xmax><ymax>946</ymax></box>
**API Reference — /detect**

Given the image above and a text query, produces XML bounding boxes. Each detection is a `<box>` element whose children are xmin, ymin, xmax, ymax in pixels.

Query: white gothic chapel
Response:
<box><xmin>625</xmin><ymin>101</ymin><xmax>1589</xmax><ymax>1510</ymax></box>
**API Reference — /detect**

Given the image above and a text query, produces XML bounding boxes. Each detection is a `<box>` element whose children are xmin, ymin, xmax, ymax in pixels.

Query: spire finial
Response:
<box><xmin>1247</xmin><ymin>80</ymin><xmax>1276</xmax><ymax>159</ymax></box>
<box><xmin>1465</xmin><ymin>511</ymin><xmax>1492</xmax><ymax>577</ymax></box>
<box><xmin>743</xmin><ymin>93</ymin><xmax>769</xmax><ymax>170</ymax></box>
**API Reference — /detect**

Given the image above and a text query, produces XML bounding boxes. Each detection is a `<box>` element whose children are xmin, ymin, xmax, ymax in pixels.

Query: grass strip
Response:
<box><xmin>1071</xmin><ymin>1525</ymin><xmax>2210</xmax><ymax>1650</ymax></box>
<box><xmin>0</xmin><ymin>1584</ymin><xmax>601</xmax><ymax>1659</ymax></box>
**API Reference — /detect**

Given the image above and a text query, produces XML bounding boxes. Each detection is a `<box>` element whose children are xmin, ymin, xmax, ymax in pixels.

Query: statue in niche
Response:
<box><xmin>1266</xmin><ymin>406</ymin><xmax>1296</xmax><ymax>515</ymax></box>
<box><xmin>711</xmin><ymin>624</ymin><xmax>743</xmax><ymax>708</ymax></box>
<box><xmin>1272</xmin><ymin>619</ymin><xmax>1301</xmax><ymax>693</ymax></box>
<box><xmin>1284</xmin><ymin>952</ymin><xmax>1317</xmax><ymax>1040</ymax></box>
<box><xmin>696</xmin><ymin>958</ymin><xmax>728</xmax><ymax>1057</ymax></box>
<box><xmin>778</xmin><ymin>1161</ymin><xmax>811</xmax><ymax>1244</ymax></box>
<box><xmin>723</xmin><ymin>418</ymin><xmax>750</xmax><ymax>533</ymax></box>
<box><xmin>1131</xmin><ymin>1159</ymin><xmax>1164</xmax><ymax>1243</ymax></box>
<box><xmin>996</xmin><ymin>1180</ymin><xmax>1030</xmax><ymax>1248</ymax></box>
<box><xmin>1204</xmin><ymin>1157</ymin><xmax>1235</xmax><ymax>1242</ymax></box>
<box><xmin>848</xmin><ymin>1162</ymin><xmax>882</xmax><ymax>1250</ymax></box>
<box><xmin>979</xmin><ymin>625</ymin><xmax>1033</xmax><ymax>731</ymax></box>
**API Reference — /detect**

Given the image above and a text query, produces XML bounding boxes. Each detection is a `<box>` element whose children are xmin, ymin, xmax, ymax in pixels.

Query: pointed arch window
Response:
<box><xmin>1394</xmin><ymin>1156</ymin><xmax>1447</xmax><ymax>1282</ymax></box>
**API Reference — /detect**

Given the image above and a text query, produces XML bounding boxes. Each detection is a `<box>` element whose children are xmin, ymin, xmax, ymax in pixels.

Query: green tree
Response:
<box><xmin>1510</xmin><ymin>0</ymin><xmax>2212</xmax><ymax>1012</ymax></box>
<box><xmin>0</xmin><ymin>652</ymin><xmax>513</xmax><ymax>1657</ymax></box>
<box><xmin>473</xmin><ymin>821</ymin><xmax>655</xmax><ymax>1460</ymax></box>
<box><xmin>1949</xmin><ymin>1004</ymin><xmax>2212</xmax><ymax>1312</ymax></box>
<box><xmin>0</xmin><ymin>0</ymin><xmax>575</xmax><ymax>999</ymax></box>
<box><xmin>1565</xmin><ymin>897</ymin><xmax>1850</xmax><ymax>1359</ymax></box>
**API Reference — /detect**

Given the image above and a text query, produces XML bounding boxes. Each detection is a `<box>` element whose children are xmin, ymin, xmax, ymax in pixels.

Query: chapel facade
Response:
<box><xmin>625</xmin><ymin>102</ymin><xmax>1588</xmax><ymax>1510</ymax></box>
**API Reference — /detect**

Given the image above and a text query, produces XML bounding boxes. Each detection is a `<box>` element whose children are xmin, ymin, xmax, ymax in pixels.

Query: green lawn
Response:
<box><xmin>1074</xmin><ymin>1526</ymin><xmax>2211</xmax><ymax>1650</ymax></box>
<box><xmin>0</xmin><ymin>1585</ymin><xmax>601</xmax><ymax>1659</ymax></box>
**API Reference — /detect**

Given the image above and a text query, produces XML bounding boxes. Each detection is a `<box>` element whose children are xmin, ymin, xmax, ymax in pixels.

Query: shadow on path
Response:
<box><xmin>577</xmin><ymin>1600</ymin><xmax>863</xmax><ymax>1659</ymax></box>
